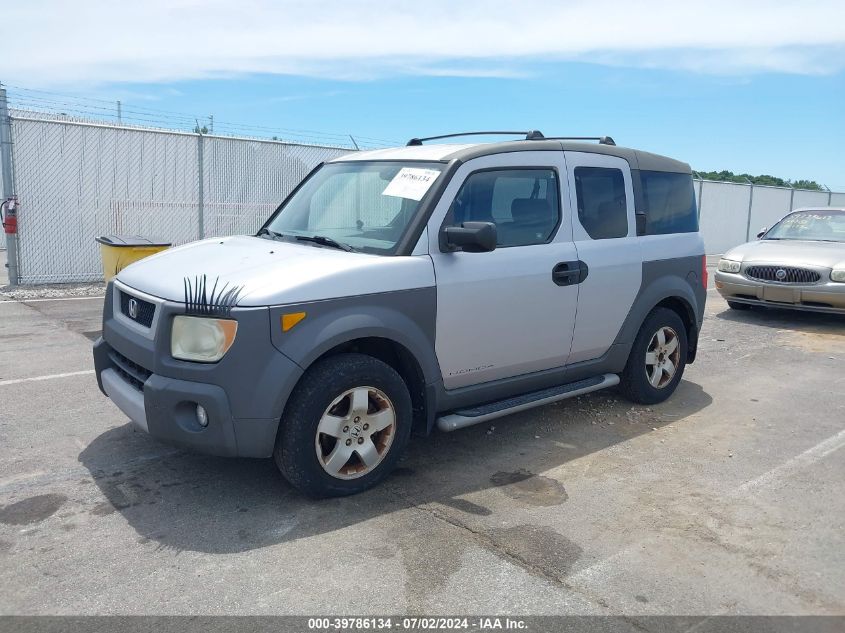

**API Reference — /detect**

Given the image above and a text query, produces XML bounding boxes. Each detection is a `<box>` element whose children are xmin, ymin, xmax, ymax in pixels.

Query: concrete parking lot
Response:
<box><xmin>0</xmin><ymin>267</ymin><xmax>843</xmax><ymax>616</ymax></box>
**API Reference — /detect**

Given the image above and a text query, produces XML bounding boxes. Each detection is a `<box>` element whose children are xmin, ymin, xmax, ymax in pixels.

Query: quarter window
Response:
<box><xmin>448</xmin><ymin>169</ymin><xmax>560</xmax><ymax>247</ymax></box>
<box><xmin>574</xmin><ymin>167</ymin><xmax>629</xmax><ymax>239</ymax></box>
<box><xmin>640</xmin><ymin>171</ymin><xmax>698</xmax><ymax>234</ymax></box>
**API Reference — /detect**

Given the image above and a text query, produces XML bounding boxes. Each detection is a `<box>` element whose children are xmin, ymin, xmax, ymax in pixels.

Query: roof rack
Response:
<box><xmin>407</xmin><ymin>131</ymin><xmax>545</xmax><ymax>146</ymax></box>
<box><xmin>543</xmin><ymin>136</ymin><xmax>616</xmax><ymax>146</ymax></box>
<box><xmin>406</xmin><ymin>131</ymin><xmax>615</xmax><ymax>146</ymax></box>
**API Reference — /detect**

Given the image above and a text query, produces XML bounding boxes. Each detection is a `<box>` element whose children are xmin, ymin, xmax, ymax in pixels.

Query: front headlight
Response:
<box><xmin>831</xmin><ymin>269</ymin><xmax>845</xmax><ymax>283</ymax></box>
<box><xmin>718</xmin><ymin>258</ymin><xmax>741</xmax><ymax>273</ymax></box>
<box><xmin>171</xmin><ymin>315</ymin><xmax>238</xmax><ymax>362</ymax></box>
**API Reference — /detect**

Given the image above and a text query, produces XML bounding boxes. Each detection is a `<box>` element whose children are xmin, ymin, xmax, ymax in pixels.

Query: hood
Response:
<box><xmin>116</xmin><ymin>235</ymin><xmax>435</xmax><ymax>306</ymax></box>
<box><xmin>724</xmin><ymin>239</ymin><xmax>845</xmax><ymax>269</ymax></box>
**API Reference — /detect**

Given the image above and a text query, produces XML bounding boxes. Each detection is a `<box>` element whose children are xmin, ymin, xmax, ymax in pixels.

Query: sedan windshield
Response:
<box><xmin>764</xmin><ymin>209</ymin><xmax>845</xmax><ymax>242</ymax></box>
<box><xmin>264</xmin><ymin>161</ymin><xmax>446</xmax><ymax>254</ymax></box>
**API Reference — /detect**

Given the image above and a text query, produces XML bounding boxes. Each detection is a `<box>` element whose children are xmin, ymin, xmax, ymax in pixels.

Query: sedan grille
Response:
<box><xmin>119</xmin><ymin>290</ymin><xmax>156</xmax><ymax>327</ymax></box>
<box><xmin>745</xmin><ymin>265</ymin><xmax>820</xmax><ymax>284</ymax></box>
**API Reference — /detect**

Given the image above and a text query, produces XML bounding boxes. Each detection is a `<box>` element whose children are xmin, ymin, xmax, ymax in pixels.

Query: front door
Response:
<box><xmin>428</xmin><ymin>152</ymin><xmax>580</xmax><ymax>390</ymax></box>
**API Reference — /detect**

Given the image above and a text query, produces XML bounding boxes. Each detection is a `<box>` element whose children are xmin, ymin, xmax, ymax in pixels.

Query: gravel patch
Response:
<box><xmin>0</xmin><ymin>282</ymin><xmax>106</xmax><ymax>301</ymax></box>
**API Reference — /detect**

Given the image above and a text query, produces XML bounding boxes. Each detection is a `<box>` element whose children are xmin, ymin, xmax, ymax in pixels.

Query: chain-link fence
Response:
<box><xmin>2</xmin><ymin>106</ymin><xmax>844</xmax><ymax>284</ymax></box>
<box><xmin>693</xmin><ymin>179</ymin><xmax>845</xmax><ymax>254</ymax></box>
<box><xmin>6</xmin><ymin>112</ymin><xmax>350</xmax><ymax>284</ymax></box>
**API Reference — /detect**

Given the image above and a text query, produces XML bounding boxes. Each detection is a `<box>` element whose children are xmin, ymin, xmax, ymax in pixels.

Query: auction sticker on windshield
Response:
<box><xmin>382</xmin><ymin>167</ymin><xmax>441</xmax><ymax>201</ymax></box>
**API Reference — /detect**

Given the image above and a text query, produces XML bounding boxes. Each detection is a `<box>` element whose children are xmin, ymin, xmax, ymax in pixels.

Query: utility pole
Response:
<box><xmin>208</xmin><ymin>114</ymin><xmax>213</xmax><ymax>135</ymax></box>
<box><xmin>117</xmin><ymin>100</ymin><xmax>122</xmax><ymax>125</ymax></box>
<box><xmin>0</xmin><ymin>83</ymin><xmax>20</xmax><ymax>285</ymax></box>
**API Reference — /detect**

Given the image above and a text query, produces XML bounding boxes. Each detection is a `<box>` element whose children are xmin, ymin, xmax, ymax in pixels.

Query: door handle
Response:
<box><xmin>552</xmin><ymin>261</ymin><xmax>589</xmax><ymax>286</ymax></box>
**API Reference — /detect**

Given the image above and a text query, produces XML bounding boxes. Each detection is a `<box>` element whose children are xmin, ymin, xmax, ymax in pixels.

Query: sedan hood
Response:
<box><xmin>725</xmin><ymin>239</ymin><xmax>845</xmax><ymax>269</ymax></box>
<box><xmin>115</xmin><ymin>235</ymin><xmax>434</xmax><ymax>306</ymax></box>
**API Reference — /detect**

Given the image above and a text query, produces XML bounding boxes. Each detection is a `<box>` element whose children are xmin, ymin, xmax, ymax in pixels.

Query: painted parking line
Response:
<box><xmin>731</xmin><ymin>427</ymin><xmax>845</xmax><ymax>495</ymax></box>
<box><xmin>0</xmin><ymin>370</ymin><xmax>95</xmax><ymax>387</ymax></box>
<box><xmin>0</xmin><ymin>295</ymin><xmax>105</xmax><ymax>304</ymax></box>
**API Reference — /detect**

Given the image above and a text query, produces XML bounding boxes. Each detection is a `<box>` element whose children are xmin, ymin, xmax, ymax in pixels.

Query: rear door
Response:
<box><xmin>564</xmin><ymin>152</ymin><xmax>643</xmax><ymax>364</ymax></box>
<box><xmin>428</xmin><ymin>151</ymin><xmax>580</xmax><ymax>389</ymax></box>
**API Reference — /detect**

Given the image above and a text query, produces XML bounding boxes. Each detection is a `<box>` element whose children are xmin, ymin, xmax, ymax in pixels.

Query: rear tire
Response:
<box><xmin>274</xmin><ymin>353</ymin><xmax>412</xmax><ymax>498</ymax></box>
<box><xmin>727</xmin><ymin>300</ymin><xmax>752</xmax><ymax>311</ymax></box>
<box><xmin>619</xmin><ymin>307</ymin><xmax>688</xmax><ymax>405</ymax></box>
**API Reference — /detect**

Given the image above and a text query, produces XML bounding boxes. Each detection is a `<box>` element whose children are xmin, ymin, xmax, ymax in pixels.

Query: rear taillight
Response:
<box><xmin>701</xmin><ymin>255</ymin><xmax>708</xmax><ymax>289</ymax></box>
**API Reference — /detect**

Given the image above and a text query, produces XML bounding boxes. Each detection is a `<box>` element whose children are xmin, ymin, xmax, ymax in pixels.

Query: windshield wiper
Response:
<box><xmin>295</xmin><ymin>235</ymin><xmax>356</xmax><ymax>252</ymax></box>
<box><xmin>256</xmin><ymin>227</ymin><xmax>285</xmax><ymax>240</ymax></box>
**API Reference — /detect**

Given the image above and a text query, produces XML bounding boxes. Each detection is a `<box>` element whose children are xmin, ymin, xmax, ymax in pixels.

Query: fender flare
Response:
<box><xmin>615</xmin><ymin>272</ymin><xmax>700</xmax><ymax>348</ymax></box>
<box><xmin>267</xmin><ymin>291</ymin><xmax>441</xmax><ymax>392</ymax></box>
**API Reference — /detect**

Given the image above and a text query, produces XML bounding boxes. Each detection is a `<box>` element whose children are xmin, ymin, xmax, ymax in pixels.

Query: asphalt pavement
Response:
<box><xmin>0</xmin><ymin>272</ymin><xmax>843</xmax><ymax>616</ymax></box>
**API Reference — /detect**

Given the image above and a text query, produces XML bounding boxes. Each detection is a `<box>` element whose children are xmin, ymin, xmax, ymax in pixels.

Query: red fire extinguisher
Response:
<box><xmin>1</xmin><ymin>196</ymin><xmax>17</xmax><ymax>234</ymax></box>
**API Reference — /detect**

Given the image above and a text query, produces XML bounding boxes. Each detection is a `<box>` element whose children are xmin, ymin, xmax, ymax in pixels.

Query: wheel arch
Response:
<box><xmin>616</xmin><ymin>273</ymin><xmax>702</xmax><ymax>364</ymax></box>
<box><xmin>305</xmin><ymin>336</ymin><xmax>433</xmax><ymax>437</ymax></box>
<box><xmin>269</xmin><ymin>295</ymin><xmax>441</xmax><ymax>438</ymax></box>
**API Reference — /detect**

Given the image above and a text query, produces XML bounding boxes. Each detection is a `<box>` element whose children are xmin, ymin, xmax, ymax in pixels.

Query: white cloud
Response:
<box><xmin>4</xmin><ymin>0</ymin><xmax>845</xmax><ymax>86</ymax></box>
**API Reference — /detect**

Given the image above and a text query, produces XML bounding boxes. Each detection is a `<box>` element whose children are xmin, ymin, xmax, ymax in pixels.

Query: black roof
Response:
<box><xmin>440</xmin><ymin>139</ymin><xmax>691</xmax><ymax>174</ymax></box>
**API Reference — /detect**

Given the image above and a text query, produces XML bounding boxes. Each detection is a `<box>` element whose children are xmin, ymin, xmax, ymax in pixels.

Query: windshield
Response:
<box><xmin>764</xmin><ymin>209</ymin><xmax>845</xmax><ymax>243</ymax></box>
<box><xmin>264</xmin><ymin>161</ymin><xmax>446</xmax><ymax>254</ymax></box>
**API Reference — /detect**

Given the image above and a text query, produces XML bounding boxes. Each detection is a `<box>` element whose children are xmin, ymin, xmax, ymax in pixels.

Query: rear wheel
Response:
<box><xmin>619</xmin><ymin>307</ymin><xmax>688</xmax><ymax>405</ymax></box>
<box><xmin>274</xmin><ymin>353</ymin><xmax>412</xmax><ymax>498</ymax></box>
<box><xmin>727</xmin><ymin>300</ymin><xmax>752</xmax><ymax>311</ymax></box>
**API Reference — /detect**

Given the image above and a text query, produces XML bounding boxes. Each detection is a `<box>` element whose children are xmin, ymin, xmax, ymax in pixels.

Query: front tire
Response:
<box><xmin>619</xmin><ymin>307</ymin><xmax>688</xmax><ymax>405</ymax></box>
<box><xmin>274</xmin><ymin>353</ymin><xmax>412</xmax><ymax>498</ymax></box>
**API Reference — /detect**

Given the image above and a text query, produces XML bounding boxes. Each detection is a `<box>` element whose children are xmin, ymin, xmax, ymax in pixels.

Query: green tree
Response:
<box><xmin>791</xmin><ymin>179</ymin><xmax>824</xmax><ymax>191</ymax></box>
<box><xmin>696</xmin><ymin>170</ymin><xmax>824</xmax><ymax>191</ymax></box>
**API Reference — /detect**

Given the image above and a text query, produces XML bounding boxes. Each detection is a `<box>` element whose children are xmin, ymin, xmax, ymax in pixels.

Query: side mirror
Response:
<box><xmin>443</xmin><ymin>221</ymin><xmax>497</xmax><ymax>253</ymax></box>
<box><xmin>756</xmin><ymin>227</ymin><xmax>767</xmax><ymax>239</ymax></box>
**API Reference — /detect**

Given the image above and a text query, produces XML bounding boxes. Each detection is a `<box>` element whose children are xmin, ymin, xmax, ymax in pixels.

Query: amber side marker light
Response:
<box><xmin>281</xmin><ymin>312</ymin><xmax>307</xmax><ymax>332</ymax></box>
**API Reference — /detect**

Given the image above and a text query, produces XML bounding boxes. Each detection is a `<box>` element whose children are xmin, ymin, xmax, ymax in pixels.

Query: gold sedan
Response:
<box><xmin>715</xmin><ymin>208</ymin><xmax>845</xmax><ymax>314</ymax></box>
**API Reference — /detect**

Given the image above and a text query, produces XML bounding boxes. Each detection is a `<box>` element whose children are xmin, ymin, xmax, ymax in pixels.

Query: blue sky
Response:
<box><xmin>4</xmin><ymin>1</ymin><xmax>845</xmax><ymax>188</ymax></box>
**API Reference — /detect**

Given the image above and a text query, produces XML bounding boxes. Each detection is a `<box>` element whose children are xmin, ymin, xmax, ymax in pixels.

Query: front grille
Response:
<box><xmin>119</xmin><ymin>290</ymin><xmax>156</xmax><ymax>327</ymax></box>
<box><xmin>108</xmin><ymin>349</ymin><xmax>152</xmax><ymax>391</ymax></box>
<box><xmin>745</xmin><ymin>265</ymin><xmax>820</xmax><ymax>284</ymax></box>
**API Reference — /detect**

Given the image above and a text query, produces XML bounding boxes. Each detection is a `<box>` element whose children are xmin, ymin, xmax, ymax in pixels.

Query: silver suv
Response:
<box><xmin>93</xmin><ymin>131</ymin><xmax>707</xmax><ymax>497</ymax></box>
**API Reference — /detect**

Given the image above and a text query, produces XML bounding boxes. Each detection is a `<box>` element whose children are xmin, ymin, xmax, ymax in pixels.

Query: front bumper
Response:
<box><xmin>94</xmin><ymin>282</ymin><xmax>304</xmax><ymax>458</ymax></box>
<box><xmin>715</xmin><ymin>270</ymin><xmax>845</xmax><ymax>314</ymax></box>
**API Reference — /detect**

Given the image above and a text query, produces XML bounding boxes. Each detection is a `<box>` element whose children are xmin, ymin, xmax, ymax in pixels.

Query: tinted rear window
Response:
<box><xmin>640</xmin><ymin>171</ymin><xmax>698</xmax><ymax>235</ymax></box>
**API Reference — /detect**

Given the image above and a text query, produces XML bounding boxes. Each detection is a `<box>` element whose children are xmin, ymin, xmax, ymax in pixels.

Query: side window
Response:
<box><xmin>640</xmin><ymin>171</ymin><xmax>698</xmax><ymax>234</ymax></box>
<box><xmin>574</xmin><ymin>167</ymin><xmax>628</xmax><ymax>239</ymax></box>
<box><xmin>448</xmin><ymin>169</ymin><xmax>560</xmax><ymax>247</ymax></box>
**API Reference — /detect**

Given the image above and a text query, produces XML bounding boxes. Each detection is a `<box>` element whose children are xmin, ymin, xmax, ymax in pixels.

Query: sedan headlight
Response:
<box><xmin>832</xmin><ymin>269</ymin><xmax>845</xmax><ymax>283</ymax></box>
<box><xmin>717</xmin><ymin>258</ymin><xmax>741</xmax><ymax>273</ymax></box>
<box><xmin>171</xmin><ymin>315</ymin><xmax>238</xmax><ymax>362</ymax></box>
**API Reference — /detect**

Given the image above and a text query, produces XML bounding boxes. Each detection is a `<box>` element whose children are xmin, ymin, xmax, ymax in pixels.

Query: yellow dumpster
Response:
<box><xmin>95</xmin><ymin>235</ymin><xmax>171</xmax><ymax>282</ymax></box>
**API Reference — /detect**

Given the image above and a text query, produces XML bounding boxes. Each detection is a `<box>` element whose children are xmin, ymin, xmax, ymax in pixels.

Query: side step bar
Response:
<box><xmin>436</xmin><ymin>373</ymin><xmax>620</xmax><ymax>432</ymax></box>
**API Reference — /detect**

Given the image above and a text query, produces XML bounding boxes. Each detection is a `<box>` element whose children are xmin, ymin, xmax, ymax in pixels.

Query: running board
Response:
<box><xmin>436</xmin><ymin>373</ymin><xmax>620</xmax><ymax>432</ymax></box>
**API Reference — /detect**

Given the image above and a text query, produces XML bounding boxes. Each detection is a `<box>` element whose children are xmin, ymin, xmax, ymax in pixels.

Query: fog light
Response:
<box><xmin>196</xmin><ymin>404</ymin><xmax>208</xmax><ymax>427</ymax></box>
